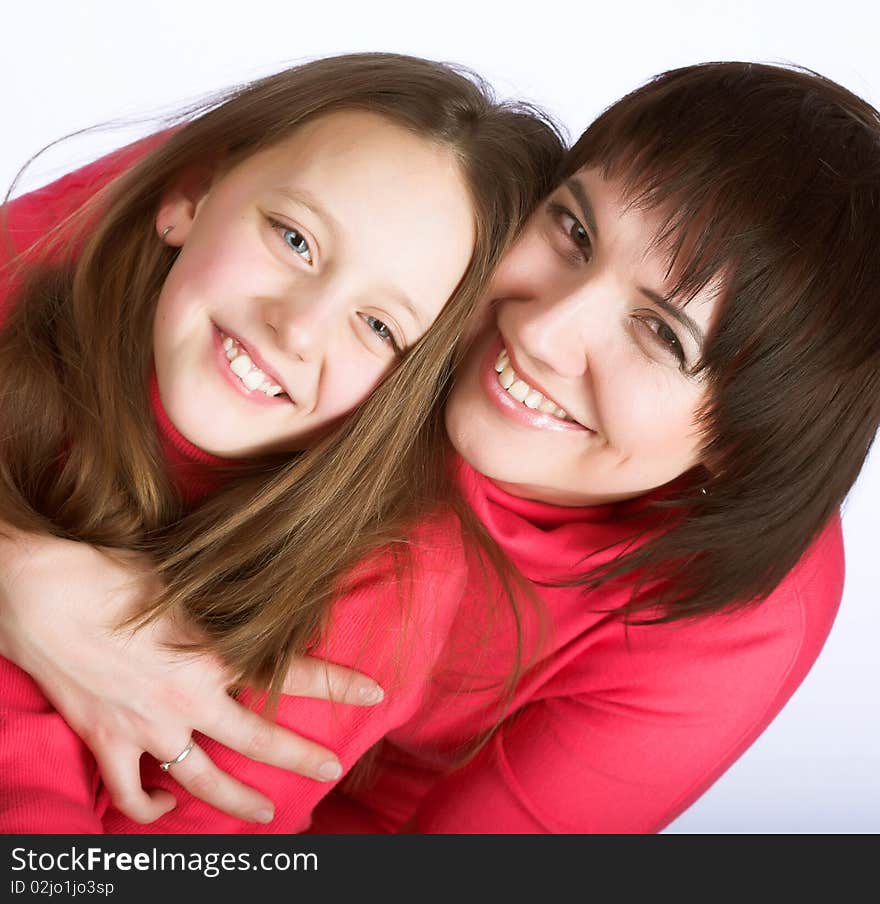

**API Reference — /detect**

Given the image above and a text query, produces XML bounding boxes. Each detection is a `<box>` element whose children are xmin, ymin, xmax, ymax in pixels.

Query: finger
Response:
<box><xmin>155</xmin><ymin>741</ymin><xmax>277</xmax><ymax>825</ymax></box>
<box><xmin>282</xmin><ymin>656</ymin><xmax>384</xmax><ymax>705</ymax></box>
<box><xmin>198</xmin><ymin>699</ymin><xmax>344</xmax><ymax>783</ymax></box>
<box><xmin>92</xmin><ymin>745</ymin><xmax>177</xmax><ymax>825</ymax></box>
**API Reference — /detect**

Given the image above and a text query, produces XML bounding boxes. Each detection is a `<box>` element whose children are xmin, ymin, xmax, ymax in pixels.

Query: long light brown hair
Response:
<box><xmin>560</xmin><ymin>62</ymin><xmax>880</xmax><ymax>622</ymax></box>
<box><xmin>0</xmin><ymin>53</ymin><xmax>565</xmax><ymax>695</ymax></box>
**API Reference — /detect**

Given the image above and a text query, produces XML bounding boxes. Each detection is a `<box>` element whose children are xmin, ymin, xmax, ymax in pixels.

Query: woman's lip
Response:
<box><xmin>212</xmin><ymin>324</ymin><xmax>292</xmax><ymax>407</ymax></box>
<box><xmin>479</xmin><ymin>335</ymin><xmax>591</xmax><ymax>433</ymax></box>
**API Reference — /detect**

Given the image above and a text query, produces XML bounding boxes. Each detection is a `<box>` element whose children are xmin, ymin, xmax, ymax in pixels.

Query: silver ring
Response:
<box><xmin>161</xmin><ymin>225</ymin><xmax>174</xmax><ymax>240</ymax></box>
<box><xmin>158</xmin><ymin>738</ymin><xmax>195</xmax><ymax>772</ymax></box>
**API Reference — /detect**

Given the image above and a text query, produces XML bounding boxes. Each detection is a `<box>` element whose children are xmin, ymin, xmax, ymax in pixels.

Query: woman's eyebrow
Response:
<box><xmin>639</xmin><ymin>285</ymin><xmax>705</xmax><ymax>348</ymax></box>
<box><xmin>564</xmin><ymin>177</ymin><xmax>599</xmax><ymax>238</ymax></box>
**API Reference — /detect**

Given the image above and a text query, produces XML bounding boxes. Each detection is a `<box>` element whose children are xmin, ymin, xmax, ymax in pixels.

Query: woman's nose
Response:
<box><xmin>513</xmin><ymin>286</ymin><xmax>593</xmax><ymax>380</ymax></box>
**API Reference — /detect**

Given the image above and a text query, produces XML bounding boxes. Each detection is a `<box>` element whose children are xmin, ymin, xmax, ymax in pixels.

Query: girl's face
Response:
<box><xmin>153</xmin><ymin>110</ymin><xmax>475</xmax><ymax>457</ymax></box>
<box><xmin>446</xmin><ymin>167</ymin><xmax>723</xmax><ymax>507</ymax></box>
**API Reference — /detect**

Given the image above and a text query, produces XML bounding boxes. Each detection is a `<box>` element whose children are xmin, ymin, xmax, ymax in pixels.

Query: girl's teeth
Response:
<box><xmin>230</xmin><ymin>354</ymin><xmax>253</xmax><ymax>379</ymax></box>
<box><xmin>221</xmin><ymin>334</ymin><xmax>286</xmax><ymax>399</ymax></box>
<box><xmin>509</xmin><ymin>380</ymin><xmax>530</xmax><ymax>403</ymax></box>
<box><xmin>257</xmin><ymin>379</ymin><xmax>284</xmax><ymax>397</ymax></box>
<box><xmin>494</xmin><ymin>345</ymin><xmax>574</xmax><ymax>423</ymax></box>
<box><xmin>242</xmin><ymin>369</ymin><xmax>265</xmax><ymax>391</ymax></box>
<box><xmin>524</xmin><ymin>389</ymin><xmax>543</xmax><ymax>409</ymax></box>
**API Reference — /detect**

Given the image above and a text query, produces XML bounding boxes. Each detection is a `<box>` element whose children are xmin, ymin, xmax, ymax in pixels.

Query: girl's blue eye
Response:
<box><xmin>361</xmin><ymin>314</ymin><xmax>402</xmax><ymax>355</ymax></box>
<box><xmin>271</xmin><ymin>220</ymin><xmax>312</xmax><ymax>264</ymax></box>
<box><xmin>282</xmin><ymin>227</ymin><xmax>312</xmax><ymax>263</ymax></box>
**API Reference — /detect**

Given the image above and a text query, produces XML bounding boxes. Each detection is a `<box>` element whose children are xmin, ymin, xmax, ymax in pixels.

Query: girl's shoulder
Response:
<box><xmin>2</xmin><ymin>132</ymin><xmax>167</xmax><ymax>256</ymax></box>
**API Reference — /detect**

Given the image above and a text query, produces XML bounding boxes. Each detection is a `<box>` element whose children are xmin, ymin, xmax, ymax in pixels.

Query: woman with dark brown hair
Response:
<box><xmin>1</xmin><ymin>61</ymin><xmax>878</xmax><ymax>833</ymax></box>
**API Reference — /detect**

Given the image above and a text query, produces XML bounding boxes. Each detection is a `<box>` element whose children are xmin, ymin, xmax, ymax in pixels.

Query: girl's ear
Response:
<box><xmin>155</xmin><ymin>166</ymin><xmax>215</xmax><ymax>247</ymax></box>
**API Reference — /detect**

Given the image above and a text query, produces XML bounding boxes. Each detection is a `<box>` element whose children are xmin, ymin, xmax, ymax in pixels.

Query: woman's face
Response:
<box><xmin>446</xmin><ymin>167</ymin><xmax>723</xmax><ymax>507</ymax></box>
<box><xmin>153</xmin><ymin>110</ymin><xmax>475</xmax><ymax>458</ymax></box>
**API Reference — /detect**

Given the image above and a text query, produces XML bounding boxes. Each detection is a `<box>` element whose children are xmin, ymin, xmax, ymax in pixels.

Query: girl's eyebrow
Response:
<box><xmin>564</xmin><ymin>177</ymin><xmax>599</xmax><ymax>238</ymax></box>
<box><xmin>271</xmin><ymin>186</ymin><xmax>424</xmax><ymax>329</ymax></box>
<box><xmin>270</xmin><ymin>186</ymin><xmax>339</xmax><ymax>233</ymax></box>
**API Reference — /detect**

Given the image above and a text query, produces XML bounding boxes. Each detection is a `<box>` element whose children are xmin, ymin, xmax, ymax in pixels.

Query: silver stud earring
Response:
<box><xmin>160</xmin><ymin>225</ymin><xmax>174</xmax><ymax>240</ymax></box>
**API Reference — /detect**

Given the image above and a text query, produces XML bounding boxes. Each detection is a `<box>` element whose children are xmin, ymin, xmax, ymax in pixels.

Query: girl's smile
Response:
<box><xmin>212</xmin><ymin>325</ymin><xmax>291</xmax><ymax>407</ymax></box>
<box><xmin>152</xmin><ymin>109</ymin><xmax>476</xmax><ymax>458</ymax></box>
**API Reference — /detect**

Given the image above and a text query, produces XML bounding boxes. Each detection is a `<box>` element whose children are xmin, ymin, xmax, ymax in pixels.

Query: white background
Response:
<box><xmin>2</xmin><ymin>0</ymin><xmax>877</xmax><ymax>832</ymax></box>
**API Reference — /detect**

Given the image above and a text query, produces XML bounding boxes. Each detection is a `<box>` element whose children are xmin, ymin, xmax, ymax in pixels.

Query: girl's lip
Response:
<box><xmin>479</xmin><ymin>334</ymin><xmax>590</xmax><ymax>434</ymax></box>
<box><xmin>212</xmin><ymin>323</ymin><xmax>292</xmax><ymax>407</ymax></box>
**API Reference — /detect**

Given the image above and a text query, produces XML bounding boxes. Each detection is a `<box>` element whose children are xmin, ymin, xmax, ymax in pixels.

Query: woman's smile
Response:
<box><xmin>480</xmin><ymin>334</ymin><xmax>589</xmax><ymax>433</ymax></box>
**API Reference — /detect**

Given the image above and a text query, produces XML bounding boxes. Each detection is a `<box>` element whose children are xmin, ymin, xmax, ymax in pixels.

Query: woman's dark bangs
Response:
<box><xmin>569</xmin><ymin>111</ymin><xmax>753</xmax><ymax>326</ymax></box>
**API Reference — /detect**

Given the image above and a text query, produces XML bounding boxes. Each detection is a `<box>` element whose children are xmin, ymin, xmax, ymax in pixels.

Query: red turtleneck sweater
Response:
<box><xmin>0</xmin><ymin>146</ymin><xmax>845</xmax><ymax>834</ymax></box>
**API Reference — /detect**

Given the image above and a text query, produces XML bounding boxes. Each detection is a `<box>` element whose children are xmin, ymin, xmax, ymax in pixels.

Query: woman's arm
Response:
<box><xmin>86</xmin><ymin>515</ymin><xmax>468</xmax><ymax>834</ymax></box>
<box><xmin>0</xmin><ymin>522</ymin><xmax>382</xmax><ymax>827</ymax></box>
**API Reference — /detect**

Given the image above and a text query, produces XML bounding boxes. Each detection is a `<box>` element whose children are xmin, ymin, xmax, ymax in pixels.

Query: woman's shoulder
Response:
<box><xmin>605</xmin><ymin>512</ymin><xmax>845</xmax><ymax>695</ymax></box>
<box><xmin>760</xmin><ymin>509</ymin><xmax>845</xmax><ymax>648</ymax></box>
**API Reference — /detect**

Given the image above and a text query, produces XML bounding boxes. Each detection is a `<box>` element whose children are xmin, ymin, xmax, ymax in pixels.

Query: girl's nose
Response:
<box><xmin>260</xmin><ymin>294</ymin><xmax>336</xmax><ymax>411</ymax></box>
<box><xmin>262</xmin><ymin>296</ymin><xmax>328</xmax><ymax>363</ymax></box>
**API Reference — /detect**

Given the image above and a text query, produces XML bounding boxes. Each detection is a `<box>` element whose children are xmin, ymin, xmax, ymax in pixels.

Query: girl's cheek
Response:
<box><xmin>331</xmin><ymin>358</ymin><xmax>386</xmax><ymax>416</ymax></box>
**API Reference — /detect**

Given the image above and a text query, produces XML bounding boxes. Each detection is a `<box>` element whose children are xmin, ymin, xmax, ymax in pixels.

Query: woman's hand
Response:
<box><xmin>0</xmin><ymin>526</ymin><xmax>383</xmax><ymax>825</ymax></box>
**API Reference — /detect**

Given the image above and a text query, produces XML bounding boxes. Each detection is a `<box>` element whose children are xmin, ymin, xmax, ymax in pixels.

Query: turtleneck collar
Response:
<box><xmin>149</xmin><ymin>369</ymin><xmax>237</xmax><ymax>503</ymax></box>
<box><xmin>452</xmin><ymin>455</ymin><xmax>665</xmax><ymax>582</ymax></box>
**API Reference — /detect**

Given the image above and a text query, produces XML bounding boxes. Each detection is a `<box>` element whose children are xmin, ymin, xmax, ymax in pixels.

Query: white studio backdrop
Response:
<box><xmin>2</xmin><ymin>0</ymin><xmax>877</xmax><ymax>833</ymax></box>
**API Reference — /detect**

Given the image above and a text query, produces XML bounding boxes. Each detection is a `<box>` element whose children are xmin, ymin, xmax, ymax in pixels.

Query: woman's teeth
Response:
<box><xmin>494</xmin><ymin>347</ymin><xmax>574</xmax><ymax>421</ymax></box>
<box><xmin>222</xmin><ymin>336</ymin><xmax>285</xmax><ymax>397</ymax></box>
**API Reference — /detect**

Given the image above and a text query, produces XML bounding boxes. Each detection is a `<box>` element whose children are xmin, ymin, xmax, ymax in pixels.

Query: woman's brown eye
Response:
<box><xmin>546</xmin><ymin>202</ymin><xmax>592</xmax><ymax>264</ymax></box>
<box><xmin>558</xmin><ymin>209</ymin><xmax>590</xmax><ymax>252</ymax></box>
<box><xmin>656</xmin><ymin>321</ymin><xmax>685</xmax><ymax>364</ymax></box>
<box><xmin>570</xmin><ymin>220</ymin><xmax>588</xmax><ymax>245</ymax></box>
